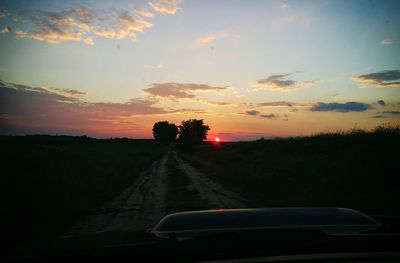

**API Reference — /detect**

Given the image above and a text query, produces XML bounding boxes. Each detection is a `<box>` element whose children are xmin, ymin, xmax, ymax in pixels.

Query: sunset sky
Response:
<box><xmin>0</xmin><ymin>0</ymin><xmax>399</xmax><ymax>140</ymax></box>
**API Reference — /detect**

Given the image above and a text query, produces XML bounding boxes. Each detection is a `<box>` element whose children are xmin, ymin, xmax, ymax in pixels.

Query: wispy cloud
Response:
<box><xmin>5</xmin><ymin>2</ymin><xmax>180</xmax><ymax>45</ymax></box>
<box><xmin>134</xmin><ymin>8</ymin><xmax>154</xmax><ymax>18</ymax></box>
<box><xmin>143</xmin><ymin>83</ymin><xmax>229</xmax><ymax>99</ymax></box>
<box><xmin>260</xmin><ymin>113</ymin><xmax>277</xmax><ymax>119</ymax></box>
<box><xmin>240</xmin><ymin>101</ymin><xmax>308</xmax><ymax>114</ymax></box>
<box><xmin>257</xmin><ymin>101</ymin><xmax>308</xmax><ymax>107</ymax></box>
<box><xmin>148</xmin><ymin>0</ymin><xmax>183</xmax><ymax>15</ymax></box>
<box><xmin>310</xmin><ymin>102</ymin><xmax>373</xmax><ymax>113</ymax></box>
<box><xmin>352</xmin><ymin>70</ymin><xmax>400</xmax><ymax>88</ymax></box>
<box><xmin>195</xmin><ymin>32</ymin><xmax>229</xmax><ymax>46</ymax></box>
<box><xmin>200</xmin><ymin>100</ymin><xmax>233</xmax><ymax>107</ymax></box>
<box><xmin>382</xmin><ymin>111</ymin><xmax>400</xmax><ymax>115</ymax></box>
<box><xmin>83</xmin><ymin>36</ymin><xmax>94</xmax><ymax>45</ymax></box>
<box><xmin>0</xmin><ymin>26</ymin><xmax>11</xmax><ymax>33</ymax></box>
<box><xmin>279</xmin><ymin>3</ymin><xmax>289</xmax><ymax>11</ymax></box>
<box><xmin>251</xmin><ymin>73</ymin><xmax>316</xmax><ymax>91</ymax></box>
<box><xmin>245</xmin><ymin>110</ymin><xmax>259</xmax><ymax>116</ymax></box>
<box><xmin>243</xmin><ymin>110</ymin><xmax>279</xmax><ymax>120</ymax></box>
<box><xmin>15</xmin><ymin>30</ymin><xmax>28</xmax><ymax>37</ymax></box>
<box><xmin>36</xmin><ymin>86</ymin><xmax>87</xmax><ymax>98</ymax></box>
<box><xmin>15</xmin><ymin>7</ymin><xmax>94</xmax><ymax>44</ymax></box>
<box><xmin>95</xmin><ymin>9</ymin><xmax>153</xmax><ymax>42</ymax></box>
<box><xmin>194</xmin><ymin>31</ymin><xmax>239</xmax><ymax>47</ymax></box>
<box><xmin>381</xmin><ymin>39</ymin><xmax>393</xmax><ymax>45</ymax></box>
<box><xmin>195</xmin><ymin>34</ymin><xmax>218</xmax><ymax>45</ymax></box>
<box><xmin>373</xmin><ymin>110</ymin><xmax>400</xmax><ymax>118</ymax></box>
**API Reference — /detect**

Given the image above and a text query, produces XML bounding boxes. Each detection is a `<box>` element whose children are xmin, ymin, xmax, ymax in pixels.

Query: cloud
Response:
<box><xmin>251</xmin><ymin>73</ymin><xmax>316</xmax><ymax>91</ymax></box>
<box><xmin>377</xmin><ymin>100</ymin><xmax>385</xmax><ymax>106</ymax></box>
<box><xmin>0</xmin><ymin>81</ymin><xmax>193</xmax><ymax>137</ymax></box>
<box><xmin>260</xmin><ymin>113</ymin><xmax>277</xmax><ymax>119</ymax></box>
<box><xmin>134</xmin><ymin>8</ymin><xmax>154</xmax><ymax>18</ymax></box>
<box><xmin>310</xmin><ymin>102</ymin><xmax>373</xmax><ymax>113</ymax></box>
<box><xmin>373</xmin><ymin>110</ymin><xmax>400</xmax><ymax>118</ymax></box>
<box><xmin>195</xmin><ymin>32</ymin><xmax>229</xmax><ymax>46</ymax></box>
<box><xmin>83</xmin><ymin>36</ymin><xmax>94</xmax><ymax>45</ymax></box>
<box><xmin>279</xmin><ymin>3</ymin><xmax>289</xmax><ymax>11</ymax></box>
<box><xmin>39</xmin><ymin>86</ymin><xmax>87</xmax><ymax>98</ymax></box>
<box><xmin>104</xmin><ymin>9</ymin><xmax>153</xmax><ymax>41</ymax></box>
<box><xmin>240</xmin><ymin>101</ymin><xmax>308</xmax><ymax>112</ymax></box>
<box><xmin>352</xmin><ymin>70</ymin><xmax>400</xmax><ymax>88</ymax></box>
<box><xmin>201</xmin><ymin>100</ymin><xmax>233</xmax><ymax>107</ymax></box>
<box><xmin>258</xmin><ymin>101</ymin><xmax>308</xmax><ymax>107</ymax></box>
<box><xmin>382</xmin><ymin>111</ymin><xmax>400</xmax><ymax>115</ymax></box>
<box><xmin>8</xmin><ymin>3</ymin><xmax>167</xmax><ymax>45</ymax></box>
<box><xmin>15</xmin><ymin>30</ymin><xmax>28</xmax><ymax>37</ymax></box>
<box><xmin>195</xmin><ymin>34</ymin><xmax>218</xmax><ymax>45</ymax></box>
<box><xmin>381</xmin><ymin>39</ymin><xmax>393</xmax><ymax>45</ymax></box>
<box><xmin>14</xmin><ymin>7</ymin><xmax>93</xmax><ymax>43</ymax></box>
<box><xmin>148</xmin><ymin>0</ymin><xmax>183</xmax><ymax>15</ymax></box>
<box><xmin>193</xmin><ymin>31</ymin><xmax>239</xmax><ymax>48</ymax></box>
<box><xmin>243</xmin><ymin>110</ymin><xmax>279</xmax><ymax>120</ymax></box>
<box><xmin>143</xmin><ymin>83</ymin><xmax>229</xmax><ymax>99</ymax></box>
<box><xmin>0</xmin><ymin>26</ymin><xmax>11</xmax><ymax>33</ymax></box>
<box><xmin>245</xmin><ymin>110</ymin><xmax>259</xmax><ymax>116</ymax></box>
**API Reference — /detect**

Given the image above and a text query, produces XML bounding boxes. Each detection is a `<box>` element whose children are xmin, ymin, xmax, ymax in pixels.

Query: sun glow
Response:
<box><xmin>215</xmin><ymin>137</ymin><xmax>221</xmax><ymax>142</ymax></box>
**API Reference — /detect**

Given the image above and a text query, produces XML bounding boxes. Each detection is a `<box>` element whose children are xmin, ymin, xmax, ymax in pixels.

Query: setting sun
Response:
<box><xmin>215</xmin><ymin>137</ymin><xmax>221</xmax><ymax>142</ymax></box>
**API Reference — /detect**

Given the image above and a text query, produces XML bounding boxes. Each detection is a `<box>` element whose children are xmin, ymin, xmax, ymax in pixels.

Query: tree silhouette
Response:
<box><xmin>152</xmin><ymin>121</ymin><xmax>178</xmax><ymax>144</ymax></box>
<box><xmin>178</xmin><ymin>119</ymin><xmax>210</xmax><ymax>149</ymax></box>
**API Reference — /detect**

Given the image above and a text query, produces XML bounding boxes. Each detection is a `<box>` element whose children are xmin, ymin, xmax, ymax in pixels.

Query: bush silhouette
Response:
<box><xmin>152</xmin><ymin>121</ymin><xmax>178</xmax><ymax>144</ymax></box>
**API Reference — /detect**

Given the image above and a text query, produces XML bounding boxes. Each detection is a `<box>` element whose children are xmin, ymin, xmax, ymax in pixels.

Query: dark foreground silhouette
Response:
<box><xmin>2</xmin><ymin>125</ymin><xmax>399</xmax><ymax>254</ymax></box>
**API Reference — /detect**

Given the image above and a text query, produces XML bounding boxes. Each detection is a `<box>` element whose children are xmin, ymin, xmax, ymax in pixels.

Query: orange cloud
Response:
<box><xmin>251</xmin><ymin>73</ymin><xmax>316</xmax><ymax>91</ymax></box>
<box><xmin>134</xmin><ymin>8</ymin><xmax>154</xmax><ymax>18</ymax></box>
<box><xmin>148</xmin><ymin>0</ymin><xmax>183</xmax><ymax>15</ymax></box>
<box><xmin>0</xmin><ymin>26</ymin><xmax>11</xmax><ymax>33</ymax></box>
<box><xmin>143</xmin><ymin>83</ymin><xmax>229</xmax><ymax>99</ymax></box>
<box><xmin>83</xmin><ymin>37</ymin><xmax>94</xmax><ymax>45</ymax></box>
<box><xmin>11</xmin><ymin>5</ymin><xmax>156</xmax><ymax>44</ymax></box>
<box><xmin>195</xmin><ymin>34</ymin><xmax>218</xmax><ymax>45</ymax></box>
<box><xmin>0</xmin><ymin>81</ymin><xmax>199</xmax><ymax>137</ymax></box>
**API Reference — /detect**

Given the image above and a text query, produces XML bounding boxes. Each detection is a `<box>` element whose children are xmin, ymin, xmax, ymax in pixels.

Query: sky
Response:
<box><xmin>0</xmin><ymin>0</ymin><xmax>399</xmax><ymax>140</ymax></box>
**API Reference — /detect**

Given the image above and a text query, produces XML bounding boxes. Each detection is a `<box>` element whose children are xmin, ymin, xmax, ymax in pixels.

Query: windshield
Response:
<box><xmin>1</xmin><ymin>0</ymin><xmax>399</xmax><ymax>260</ymax></box>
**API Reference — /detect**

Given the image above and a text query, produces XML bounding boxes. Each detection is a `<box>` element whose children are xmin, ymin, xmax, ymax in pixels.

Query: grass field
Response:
<box><xmin>4</xmin><ymin>125</ymin><xmax>400</xmax><ymax>250</ymax></box>
<box><xmin>2</xmin><ymin>136</ymin><xmax>167</xmax><ymax>247</ymax></box>
<box><xmin>180</xmin><ymin>125</ymin><xmax>400</xmax><ymax>217</ymax></box>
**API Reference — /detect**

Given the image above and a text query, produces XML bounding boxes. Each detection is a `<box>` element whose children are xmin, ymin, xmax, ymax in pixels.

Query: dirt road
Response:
<box><xmin>67</xmin><ymin>149</ymin><xmax>247</xmax><ymax>236</ymax></box>
<box><xmin>173</xmin><ymin>151</ymin><xmax>247</xmax><ymax>208</ymax></box>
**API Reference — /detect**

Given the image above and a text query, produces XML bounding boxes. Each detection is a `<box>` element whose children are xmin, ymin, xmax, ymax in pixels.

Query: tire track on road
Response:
<box><xmin>173</xmin><ymin>151</ymin><xmax>248</xmax><ymax>209</ymax></box>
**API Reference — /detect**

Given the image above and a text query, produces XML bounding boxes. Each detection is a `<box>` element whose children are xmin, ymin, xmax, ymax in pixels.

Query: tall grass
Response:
<box><xmin>2</xmin><ymin>137</ymin><xmax>166</xmax><ymax>248</ymax></box>
<box><xmin>180</xmin><ymin>125</ymin><xmax>400</xmax><ymax>216</ymax></box>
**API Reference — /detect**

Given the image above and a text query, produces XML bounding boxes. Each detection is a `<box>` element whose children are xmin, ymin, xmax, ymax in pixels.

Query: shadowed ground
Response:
<box><xmin>67</xmin><ymin>149</ymin><xmax>248</xmax><ymax>236</ymax></box>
